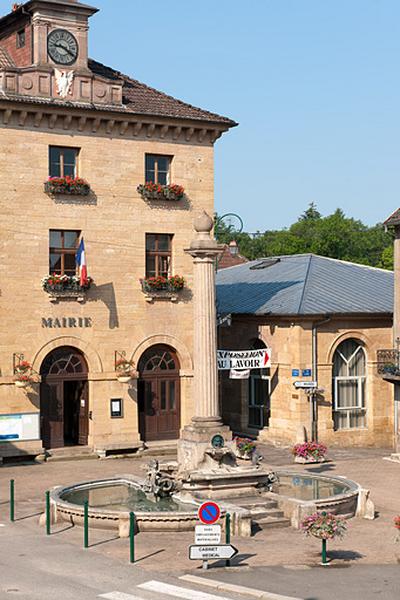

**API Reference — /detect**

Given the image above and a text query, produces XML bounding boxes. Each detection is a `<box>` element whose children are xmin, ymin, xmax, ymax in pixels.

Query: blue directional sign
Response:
<box><xmin>302</xmin><ymin>369</ymin><xmax>312</xmax><ymax>377</ymax></box>
<box><xmin>198</xmin><ymin>501</ymin><xmax>221</xmax><ymax>525</ymax></box>
<box><xmin>292</xmin><ymin>369</ymin><xmax>300</xmax><ymax>377</ymax></box>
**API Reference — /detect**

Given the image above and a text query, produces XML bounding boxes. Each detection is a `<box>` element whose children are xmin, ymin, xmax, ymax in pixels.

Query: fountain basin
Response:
<box><xmin>51</xmin><ymin>475</ymin><xmax>201</xmax><ymax>535</ymax></box>
<box><xmin>269</xmin><ymin>470</ymin><xmax>360</xmax><ymax>528</ymax></box>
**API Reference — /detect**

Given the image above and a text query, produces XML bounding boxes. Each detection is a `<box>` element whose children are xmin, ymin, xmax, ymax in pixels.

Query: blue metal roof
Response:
<box><xmin>216</xmin><ymin>254</ymin><xmax>394</xmax><ymax>316</ymax></box>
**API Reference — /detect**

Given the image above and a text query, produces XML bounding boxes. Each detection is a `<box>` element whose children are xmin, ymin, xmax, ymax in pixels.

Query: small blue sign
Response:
<box><xmin>292</xmin><ymin>369</ymin><xmax>300</xmax><ymax>377</ymax></box>
<box><xmin>302</xmin><ymin>369</ymin><xmax>312</xmax><ymax>377</ymax></box>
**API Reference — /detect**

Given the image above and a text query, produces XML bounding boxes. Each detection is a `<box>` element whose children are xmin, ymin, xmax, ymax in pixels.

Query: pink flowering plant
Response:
<box><xmin>115</xmin><ymin>358</ymin><xmax>135</xmax><ymax>375</ymax></box>
<box><xmin>394</xmin><ymin>515</ymin><xmax>400</xmax><ymax>542</ymax></box>
<box><xmin>301</xmin><ymin>511</ymin><xmax>347</xmax><ymax>540</ymax></box>
<box><xmin>292</xmin><ymin>442</ymin><xmax>327</xmax><ymax>460</ymax></box>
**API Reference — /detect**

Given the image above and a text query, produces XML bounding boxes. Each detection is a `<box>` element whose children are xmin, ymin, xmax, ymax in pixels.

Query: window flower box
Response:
<box><xmin>292</xmin><ymin>442</ymin><xmax>327</xmax><ymax>463</ymax></box>
<box><xmin>42</xmin><ymin>274</ymin><xmax>93</xmax><ymax>303</ymax></box>
<box><xmin>44</xmin><ymin>177</ymin><xmax>91</xmax><ymax>196</ymax></box>
<box><xmin>137</xmin><ymin>182</ymin><xmax>185</xmax><ymax>202</ymax></box>
<box><xmin>140</xmin><ymin>275</ymin><xmax>185</xmax><ymax>302</ymax></box>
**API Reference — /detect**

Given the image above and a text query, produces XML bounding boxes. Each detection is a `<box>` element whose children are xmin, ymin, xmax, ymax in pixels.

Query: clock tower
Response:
<box><xmin>0</xmin><ymin>0</ymin><xmax>123</xmax><ymax>107</ymax></box>
<box><xmin>30</xmin><ymin>0</ymin><xmax>98</xmax><ymax>71</ymax></box>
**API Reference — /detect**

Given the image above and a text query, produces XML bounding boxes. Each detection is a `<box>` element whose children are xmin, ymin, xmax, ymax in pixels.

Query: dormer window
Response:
<box><xmin>16</xmin><ymin>29</ymin><xmax>25</xmax><ymax>49</ymax></box>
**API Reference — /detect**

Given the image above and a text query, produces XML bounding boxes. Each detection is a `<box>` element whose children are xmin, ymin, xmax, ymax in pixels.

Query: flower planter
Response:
<box><xmin>236</xmin><ymin>451</ymin><xmax>253</xmax><ymax>461</ymax></box>
<box><xmin>117</xmin><ymin>375</ymin><xmax>132</xmax><ymax>383</ymax></box>
<box><xmin>44</xmin><ymin>179</ymin><xmax>91</xmax><ymax>196</ymax></box>
<box><xmin>294</xmin><ymin>455</ymin><xmax>326</xmax><ymax>464</ymax></box>
<box><xmin>137</xmin><ymin>183</ymin><xmax>184</xmax><ymax>202</ymax></box>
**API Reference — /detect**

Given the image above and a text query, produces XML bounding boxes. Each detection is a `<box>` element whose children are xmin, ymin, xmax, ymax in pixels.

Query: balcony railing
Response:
<box><xmin>377</xmin><ymin>349</ymin><xmax>400</xmax><ymax>377</ymax></box>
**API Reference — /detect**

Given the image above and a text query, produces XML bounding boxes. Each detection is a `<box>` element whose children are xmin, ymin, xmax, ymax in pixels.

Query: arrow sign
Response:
<box><xmin>293</xmin><ymin>381</ymin><xmax>317</xmax><ymax>389</ymax></box>
<box><xmin>189</xmin><ymin>544</ymin><xmax>238</xmax><ymax>560</ymax></box>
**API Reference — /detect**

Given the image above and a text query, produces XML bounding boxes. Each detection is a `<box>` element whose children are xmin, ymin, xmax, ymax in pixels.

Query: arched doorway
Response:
<box><xmin>40</xmin><ymin>346</ymin><xmax>89</xmax><ymax>449</ymax></box>
<box><xmin>138</xmin><ymin>345</ymin><xmax>180</xmax><ymax>441</ymax></box>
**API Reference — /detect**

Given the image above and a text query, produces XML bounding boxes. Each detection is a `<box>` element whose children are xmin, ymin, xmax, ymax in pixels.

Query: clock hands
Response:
<box><xmin>54</xmin><ymin>42</ymin><xmax>75</xmax><ymax>57</ymax></box>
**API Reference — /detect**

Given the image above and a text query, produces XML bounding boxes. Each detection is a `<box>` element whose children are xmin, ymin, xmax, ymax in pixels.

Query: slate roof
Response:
<box><xmin>216</xmin><ymin>254</ymin><xmax>394</xmax><ymax>317</ymax></box>
<box><xmin>88</xmin><ymin>60</ymin><xmax>237</xmax><ymax>126</ymax></box>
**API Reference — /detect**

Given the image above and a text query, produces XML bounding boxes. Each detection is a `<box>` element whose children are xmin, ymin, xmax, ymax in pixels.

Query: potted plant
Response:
<box><xmin>292</xmin><ymin>442</ymin><xmax>327</xmax><ymax>464</ymax></box>
<box><xmin>301</xmin><ymin>510</ymin><xmax>347</xmax><ymax>565</ymax></box>
<box><xmin>234</xmin><ymin>436</ymin><xmax>256</xmax><ymax>460</ymax></box>
<box><xmin>115</xmin><ymin>358</ymin><xmax>135</xmax><ymax>383</ymax></box>
<box><xmin>137</xmin><ymin>182</ymin><xmax>185</xmax><ymax>201</ymax></box>
<box><xmin>44</xmin><ymin>176</ymin><xmax>91</xmax><ymax>196</ymax></box>
<box><xmin>14</xmin><ymin>361</ymin><xmax>34</xmax><ymax>388</ymax></box>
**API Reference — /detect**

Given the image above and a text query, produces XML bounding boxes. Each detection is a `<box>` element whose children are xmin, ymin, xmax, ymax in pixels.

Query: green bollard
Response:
<box><xmin>129</xmin><ymin>512</ymin><xmax>135</xmax><ymax>564</ymax></box>
<box><xmin>10</xmin><ymin>479</ymin><xmax>15</xmax><ymax>522</ymax></box>
<box><xmin>321</xmin><ymin>539</ymin><xmax>327</xmax><ymax>565</ymax></box>
<box><xmin>84</xmin><ymin>500</ymin><xmax>89</xmax><ymax>549</ymax></box>
<box><xmin>46</xmin><ymin>491</ymin><xmax>51</xmax><ymax>536</ymax></box>
<box><xmin>225</xmin><ymin>513</ymin><xmax>231</xmax><ymax>567</ymax></box>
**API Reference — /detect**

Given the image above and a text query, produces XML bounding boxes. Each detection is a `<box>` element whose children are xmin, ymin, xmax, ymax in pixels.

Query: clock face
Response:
<box><xmin>47</xmin><ymin>29</ymin><xmax>78</xmax><ymax>66</ymax></box>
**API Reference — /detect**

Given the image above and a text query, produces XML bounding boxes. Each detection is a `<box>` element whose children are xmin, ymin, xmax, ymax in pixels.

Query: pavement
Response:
<box><xmin>0</xmin><ymin>444</ymin><xmax>400</xmax><ymax>599</ymax></box>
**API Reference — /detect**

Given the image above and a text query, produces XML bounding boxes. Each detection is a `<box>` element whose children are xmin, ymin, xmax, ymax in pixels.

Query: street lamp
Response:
<box><xmin>214</xmin><ymin>213</ymin><xmax>244</xmax><ymax>271</ymax></box>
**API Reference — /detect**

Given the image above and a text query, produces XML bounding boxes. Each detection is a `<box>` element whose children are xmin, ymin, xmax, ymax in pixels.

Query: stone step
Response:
<box><xmin>254</xmin><ymin>516</ymin><xmax>291</xmax><ymax>529</ymax></box>
<box><xmin>250</xmin><ymin>507</ymin><xmax>285</xmax><ymax>520</ymax></box>
<box><xmin>46</xmin><ymin>446</ymin><xmax>98</xmax><ymax>462</ymax></box>
<box><xmin>239</xmin><ymin>499</ymin><xmax>279</xmax><ymax>510</ymax></box>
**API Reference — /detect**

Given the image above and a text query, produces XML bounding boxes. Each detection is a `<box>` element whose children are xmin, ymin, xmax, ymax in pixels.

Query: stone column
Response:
<box><xmin>393</xmin><ymin>226</ymin><xmax>400</xmax><ymax>453</ymax></box>
<box><xmin>177</xmin><ymin>211</ymin><xmax>231</xmax><ymax>473</ymax></box>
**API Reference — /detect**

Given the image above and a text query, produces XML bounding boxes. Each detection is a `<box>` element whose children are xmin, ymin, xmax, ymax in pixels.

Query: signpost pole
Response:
<box><xmin>225</xmin><ymin>513</ymin><xmax>231</xmax><ymax>567</ymax></box>
<box><xmin>129</xmin><ymin>512</ymin><xmax>135</xmax><ymax>564</ymax></box>
<box><xmin>83</xmin><ymin>500</ymin><xmax>89</xmax><ymax>549</ymax></box>
<box><xmin>45</xmin><ymin>491</ymin><xmax>51</xmax><ymax>535</ymax></box>
<box><xmin>10</xmin><ymin>479</ymin><xmax>15</xmax><ymax>522</ymax></box>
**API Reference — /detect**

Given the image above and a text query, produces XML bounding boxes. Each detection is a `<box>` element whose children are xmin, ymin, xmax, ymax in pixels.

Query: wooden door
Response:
<box><xmin>138</xmin><ymin>346</ymin><xmax>181</xmax><ymax>442</ymax></box>
<box><xmin>78</xmin><ymin>381</ymin><xmax>89</xmax><ymax>445</ymax></box>
<box><xmin>40</xmin><ymin>381</ymin><xmax>64</xmax><ymax>449</ymax></box>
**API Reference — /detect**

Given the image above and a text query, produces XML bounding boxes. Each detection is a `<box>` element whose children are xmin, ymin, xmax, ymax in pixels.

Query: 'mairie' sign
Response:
<box><xmin>217</xmin><ymin>348</ymin><xmax>271</xmax><ymax>370</ymax></box>
<box><xmin>42</xmin><ymin>317</ymin><xmax>92</xmax><ymax>328</ymax></box>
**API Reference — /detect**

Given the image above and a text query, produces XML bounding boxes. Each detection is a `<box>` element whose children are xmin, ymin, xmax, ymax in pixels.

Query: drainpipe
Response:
<box><xmin>311</xmin><ymin>316</ymin><xmax>331</xmax><ymax>442</ymax></box>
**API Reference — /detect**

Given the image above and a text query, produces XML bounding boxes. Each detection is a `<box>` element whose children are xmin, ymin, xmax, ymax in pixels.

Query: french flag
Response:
<box><xmin>76</xmin><ymin>238</ymin><xmax>88</xmax><ymax>286</ymax></box>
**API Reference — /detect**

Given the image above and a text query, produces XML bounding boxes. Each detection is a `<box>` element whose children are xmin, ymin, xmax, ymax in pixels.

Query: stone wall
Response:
<box><xmin>219</xmin><ymin>315</ymin><xmax>395</xmax><ymax>448</ymax></box>
<box><xmin>0</xmin><ymin>120</ymin><xmax>214</xmax><ymax>454</ymax></box>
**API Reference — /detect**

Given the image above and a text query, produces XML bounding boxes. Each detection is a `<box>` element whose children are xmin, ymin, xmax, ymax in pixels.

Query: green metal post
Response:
<box><xmin>45</xmin><ymin>491</ymin><xmax>51</xmax><ymax>535</ymax></box>
<box><xmin>84</xmin><ymin>500</ymin><xmax>89</xmax><ymax>549</ymax></box>
<box><xmin>225</xmin><ymin>513</ymin><xmax>231</xmax><ymax>567</ymax></box>
<box><xmin>321</xmin><ymin>539</ymin><xmax>327</xmax><ymax>564</ymax></box>
<box><xmin>129</xmin><ymin>512</ymin><xmax>135</xmax><ymax>564</ymax></box>
<box><xmin>10</xmin><ymin>479</ymin><xmax>15</xmax><ymax>522</ymax></box>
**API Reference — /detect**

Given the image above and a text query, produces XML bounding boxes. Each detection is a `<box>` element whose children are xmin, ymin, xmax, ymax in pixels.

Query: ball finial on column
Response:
<box><xmin>194</xmin><ymin>211</ymin><xmax>214</xmax><ymax>233</ymax></box>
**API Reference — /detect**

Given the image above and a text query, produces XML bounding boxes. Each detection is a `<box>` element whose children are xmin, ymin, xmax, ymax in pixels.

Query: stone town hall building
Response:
<box><xmin>0</xmin><ymin>0</ymin><xmax>235</xmax><ymax>459</ymax></box>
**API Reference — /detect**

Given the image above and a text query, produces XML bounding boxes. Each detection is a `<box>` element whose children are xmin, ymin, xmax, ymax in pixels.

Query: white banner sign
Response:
<box><xmin>217</xmin><ymin>348</ymin><xmax>271</xmax><ymax>371</ymax></box>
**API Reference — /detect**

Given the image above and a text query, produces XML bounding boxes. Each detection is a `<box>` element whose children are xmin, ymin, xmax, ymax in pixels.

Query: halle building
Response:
<box><xmin>217</xmin><ymin>254</ymin><xmax>395</xmax><ymax>448</ymax></box>
<box><xmin>0</xmin><ymin>0</ymin><xmax>235</xmax><ymax>459</ymax></box>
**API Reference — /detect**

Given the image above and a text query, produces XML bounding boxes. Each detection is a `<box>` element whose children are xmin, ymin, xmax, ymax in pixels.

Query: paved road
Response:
<box><xmin>0</xmin><ymin>519</ymin><xmax>248</xmax><ymax>600</ymax></box>
<box><xmin>196</xmin><ymin>564</ymin><xmax>400</xmax><ymax>600</ymax></box>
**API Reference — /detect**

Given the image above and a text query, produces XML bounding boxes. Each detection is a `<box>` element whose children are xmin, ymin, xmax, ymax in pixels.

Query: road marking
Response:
<box><xmin>138</xmin><ymin>580</ymin><xmax>235</xmax><ymax>600</ymax></box>
<box><xmin>179</xmin><ymin>575</ymin><xmax>304</xmax><ymax>600</ymax></box>
<box><xmin>98</xmin><ymin>593</ymin><xmax>145</xmax><ymax>600</ymax></box>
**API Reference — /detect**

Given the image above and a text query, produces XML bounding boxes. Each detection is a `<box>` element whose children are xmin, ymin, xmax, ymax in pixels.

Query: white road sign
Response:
<box><xmin>293</xmin><ymin>381</ymin><xmax>318</xmax><ymax>389</ymax></box>
<box><xmin>189</xmin><ymin>544</ymin><xmax>238</xmax><ymax>560</ymax></box>
<box><xmin>195</xmin><ymin>525</ymin><xmax>221</xmax><ymax>545</ymax></box>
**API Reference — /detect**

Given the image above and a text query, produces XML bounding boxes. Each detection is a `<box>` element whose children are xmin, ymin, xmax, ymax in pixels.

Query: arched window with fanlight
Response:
<box><xmin>332</xmin><ymin>339</ymin><xmax>367</xmax><ymax>430</ymax></box>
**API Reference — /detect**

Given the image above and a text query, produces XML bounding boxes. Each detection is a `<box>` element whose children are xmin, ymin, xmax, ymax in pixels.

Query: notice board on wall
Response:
<box><xmin>0</xmin><ymin>413</ymin><xmax>40</xmax><ymax>442</ymax></box>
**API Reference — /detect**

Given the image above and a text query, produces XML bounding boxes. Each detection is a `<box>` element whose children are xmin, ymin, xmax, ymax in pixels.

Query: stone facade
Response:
<box><xmin>0</xmin><ymin>0</ymin><xmax>234</xmax><ymax>458</ymax></box>
<box><xmin>219</xmin><ymin>315</ymin><xmax>395</xmax><ymax>448</ymax></box>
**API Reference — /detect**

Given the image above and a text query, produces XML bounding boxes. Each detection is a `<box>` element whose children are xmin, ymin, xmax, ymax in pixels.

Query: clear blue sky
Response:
<box><xmin>2</xmin><ymin>0</ymin><xmax>399</xmax><ymax>232</ymax></box>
